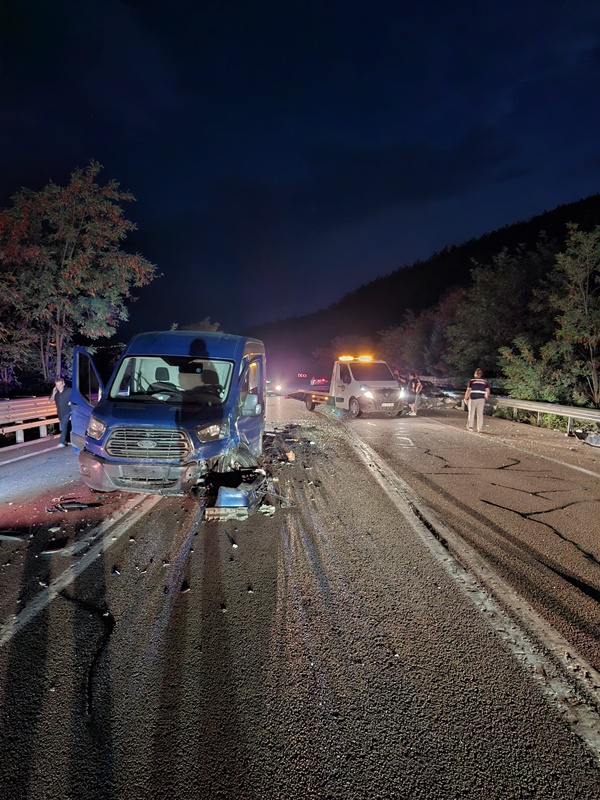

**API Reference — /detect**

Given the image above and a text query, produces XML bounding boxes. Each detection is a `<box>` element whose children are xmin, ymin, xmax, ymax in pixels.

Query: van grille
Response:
<box><xmin>105</xmin><ymin>428</ymin><xmax>191</xmax><ymax>459</ymax></box>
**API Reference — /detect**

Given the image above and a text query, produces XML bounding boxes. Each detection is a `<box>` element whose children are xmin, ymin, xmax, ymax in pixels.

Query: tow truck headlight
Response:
<box><xmin>359</xmin><ymin>385</ymin><xmax>374</xmax><ymax>399</ymax></box>
<box><xmin>87</xmin><ymin>415</ymin><xmax>107</xmax><ymax>440</ymax></box>
<box><xmin>196</xmin><ymin>419</ymin><xmax>230</xmax><ymax>443</ymax></box>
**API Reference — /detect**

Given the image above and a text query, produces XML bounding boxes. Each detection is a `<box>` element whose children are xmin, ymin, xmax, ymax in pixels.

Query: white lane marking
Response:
<box><xmin>394</xmin><ymin>435</ymin><xmax>415</xmax><ymax>446</ymax></box>
<box><xmin>345</xmin><ymin>426</ymin><xmax>600</xmax><ymax>763</ymax></box>
<box><xmin>0</xmin><ymin>443</ymin><xmax>59</xmax><ymax>466</ymax></box>
<box><xmin>0</xmin><ymin>494</ymin><xmax>162</xmax><ymax>647</ymax></box>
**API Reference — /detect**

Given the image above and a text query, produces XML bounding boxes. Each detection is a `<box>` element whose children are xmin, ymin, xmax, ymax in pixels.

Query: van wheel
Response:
<box><xmin>219</xmin><ymin>447</ymin><xmax>257</xmax><ymax>471</ymax></box>
<box><xmin>348</xmin><ymin>397</ymin><xmax>362</xmax><ymax>418</ymax></box>
<box><xmin>305</xmin><ymin>397</ymin><xmax>316</xmax><ymax>411</ymax></box>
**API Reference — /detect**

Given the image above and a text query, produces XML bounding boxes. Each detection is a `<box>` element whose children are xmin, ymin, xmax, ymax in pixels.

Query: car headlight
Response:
<box><xmin>196</xmin><ymin>419</ymin><xmax>230</xmax><ymax>443</ymax></box>
<box><xmin>87</xmin><ymin>415</ymin><xmax>107</xmax><ymax>440</ymax></box>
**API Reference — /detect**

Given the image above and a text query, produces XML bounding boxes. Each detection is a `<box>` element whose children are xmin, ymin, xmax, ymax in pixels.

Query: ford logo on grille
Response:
<box><xmin>138</xmin><ymin>439</ymin><xmax>158</xmax><ymax>449</ymax></box>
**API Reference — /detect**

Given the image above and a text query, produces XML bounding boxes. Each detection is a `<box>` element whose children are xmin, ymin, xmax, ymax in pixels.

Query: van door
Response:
<box><xmin>236</xmin><ymin>357</ymin><xmax>265</xmax><ymax>458</ymax></box>
<box><xmin>70</xmin><ymin>347</ymin><xmax>105</xmax><ymax>454</ymax></box>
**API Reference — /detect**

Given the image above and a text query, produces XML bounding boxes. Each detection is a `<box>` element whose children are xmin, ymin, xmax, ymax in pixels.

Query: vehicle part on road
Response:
<box><xmin>45</xmin><ymin>498</ymin><xmax>100</xmax><ymax>513</ymax></box>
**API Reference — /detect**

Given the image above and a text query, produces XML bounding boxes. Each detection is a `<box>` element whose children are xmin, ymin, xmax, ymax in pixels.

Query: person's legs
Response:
<box><xmin>467</xmin><ymin>399</ymin><xmax>475</xmax><ymax>430</ymax></box>
<box><xmin>59</xmin><ymin>413</ymin><xmax>70</xmax><ymax>445</ymax></box>
<box><xmin>474</xmin><ymin>398</ymin><xmax>484</xmax><ymax>432</ymax></box>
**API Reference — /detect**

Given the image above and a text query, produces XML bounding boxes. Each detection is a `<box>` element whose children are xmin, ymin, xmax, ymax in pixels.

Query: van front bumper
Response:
<box><xmin>78</xmin><ymin>450</ymin><xmax>207</xmax><ymax>495</ymax></box>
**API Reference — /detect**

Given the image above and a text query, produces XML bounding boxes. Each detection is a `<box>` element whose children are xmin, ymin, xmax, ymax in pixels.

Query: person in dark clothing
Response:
<box><xmin>464</xmin><ymin>368</ymin><xmax>490</xmax><ymax>432</ymax></box>
<box><xmin>407</xmin><ymin>373</ymin><xmax>423</xmax><ymax>416</ymax></box>
<box><xmin>50</xmin><ymin>377</ymin><xmax>72</xmax><ymax>446</ymax></box>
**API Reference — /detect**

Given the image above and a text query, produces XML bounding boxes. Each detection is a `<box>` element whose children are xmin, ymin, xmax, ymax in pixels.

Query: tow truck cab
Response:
<box><xmin>299</xmin><ymin>355</ymin><xmax>403</xmax><ymax>417</ymax></box>
<box><xmin>70</xmin><ymin>330</ymin><xmax>266</xmax><ymax>495</ymax></box>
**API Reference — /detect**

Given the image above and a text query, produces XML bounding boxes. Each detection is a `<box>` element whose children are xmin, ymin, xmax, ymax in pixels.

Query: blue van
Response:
<box><xmin>70</xmin><ymin>331</ymin><xmax>266</xmax><ymax>495</ymax></box>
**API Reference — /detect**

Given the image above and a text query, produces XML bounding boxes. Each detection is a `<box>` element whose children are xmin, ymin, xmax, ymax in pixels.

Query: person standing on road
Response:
<box><xmin>407</xmin><ymin>372</ymin><xmax>423</xmax><ymax>416</ymax></box>
<box><xmin>50</xmin><ymin>377</ymin><xmax>72</xmax><ymax>446</ymax></box>
<box><xmin>464</xmin><ymin>368</ymin><xmax>490</xmax><ymax>432</ymax></box>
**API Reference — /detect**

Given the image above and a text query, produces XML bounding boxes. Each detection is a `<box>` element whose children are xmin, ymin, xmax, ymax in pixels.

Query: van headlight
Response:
<box><xmin>359</xmin><ymin>385</ymin><xmax>374</xmax><ymax>399</ymax></box>
<box><xmin>87</xmin><ymin>415</ymin><xmax>107</xmax><ymax>440</ymax></box>
<box><xmin>196</xmin><ymin>419</ymin><xmax>230</xmax><ymax>443</ymax></box>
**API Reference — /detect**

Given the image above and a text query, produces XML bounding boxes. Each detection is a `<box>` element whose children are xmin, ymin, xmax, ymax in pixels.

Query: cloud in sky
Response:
<box><xmin>1</xmin><ymin>0</ymin><xmax>600</xmax><ymax>333</ymax></box>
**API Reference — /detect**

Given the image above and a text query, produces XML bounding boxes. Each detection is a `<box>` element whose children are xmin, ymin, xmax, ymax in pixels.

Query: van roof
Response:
<box><xmin>123</xmin><ymin>331</ymin><xmax>265</xmax><ymax>360</ymax></box>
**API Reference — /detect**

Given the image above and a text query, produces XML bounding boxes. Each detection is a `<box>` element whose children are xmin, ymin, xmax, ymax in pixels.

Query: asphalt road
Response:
<box><xmin>0</xmin><ymin>399</ymin><xmax>599</xmax><ymax>799</ymax></box>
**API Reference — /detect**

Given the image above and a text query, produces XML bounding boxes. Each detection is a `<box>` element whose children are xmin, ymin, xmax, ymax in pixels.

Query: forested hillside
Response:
<box><xmin>248</xmin><ymin>193</ymin><xmax>600</xmax><ymax>386</ymax></box>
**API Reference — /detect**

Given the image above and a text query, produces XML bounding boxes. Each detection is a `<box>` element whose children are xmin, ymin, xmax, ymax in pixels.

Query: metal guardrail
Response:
<box><xmin>0</xmin><ymin>396</ymin><xmax>59</xmax><ymax>443</ymax></box>
<box><xmin>487</xmin><ymin>395</ymin><xmax>600</xmax><ymax>432</ymax></box>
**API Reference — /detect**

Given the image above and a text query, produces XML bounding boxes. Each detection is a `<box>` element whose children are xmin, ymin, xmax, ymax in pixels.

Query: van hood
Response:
<box><xmin>96</xmin><ymin>399</ymin><xmax>230</xmax><ymax>428</ymax></box>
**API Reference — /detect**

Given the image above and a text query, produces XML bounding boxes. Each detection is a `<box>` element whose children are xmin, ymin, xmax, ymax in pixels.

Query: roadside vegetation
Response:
<box><xmin>0</xmin><ymin>161</ymin><xmax>157</xmax><ymax>392</ymax></box>
<box><xmin>378</xmin><ymin>224</ymin><xmax>600</xmax><ymax>409</ymax></box>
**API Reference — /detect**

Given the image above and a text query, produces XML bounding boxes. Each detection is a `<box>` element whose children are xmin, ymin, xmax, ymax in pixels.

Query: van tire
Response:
<box><xmin>305</xmin><ymin>397</ymin><xmax>316</xmax><ymax>411</ymax></box>
<box><xmin>348</xmin><ymin>397</ymin><xmax>362</xmax><ymax>418</ymax></box>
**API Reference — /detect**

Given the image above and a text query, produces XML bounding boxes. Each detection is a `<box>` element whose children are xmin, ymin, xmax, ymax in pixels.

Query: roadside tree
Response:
<box><xmin>545</xmin><ymin>223</ymin><xmax>600</xmax><ymax>405</ymax></box>
<box><xmin>0</xmin><ymin>161</ymin><xmax>157</xmax><ymax>382</ymax></box>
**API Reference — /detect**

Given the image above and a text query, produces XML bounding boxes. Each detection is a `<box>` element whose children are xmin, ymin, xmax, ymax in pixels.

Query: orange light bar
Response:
<box><xmin>357</xmin><ymin>355</ymin><xmax>373</xmax><ymax>362</ymax></box>
<box><xmin>338</xmin><ymin>355</ymin><xmax>354</xmax><ymax>361</ymax></box>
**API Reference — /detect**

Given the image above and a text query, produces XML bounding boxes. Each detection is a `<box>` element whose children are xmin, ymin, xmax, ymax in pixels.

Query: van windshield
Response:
<box><xmin>349</xmin><ymin>362</ymin><xmax>395</xmax><ymax>382</ymax></box>
<box><xmin>109</xmin><ymin>356</ymin><xmax>234</xmax><ymax>405</ymax></box>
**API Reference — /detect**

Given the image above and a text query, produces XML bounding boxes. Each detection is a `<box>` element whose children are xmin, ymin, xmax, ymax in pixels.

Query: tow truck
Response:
<box><xmin>287</xmin><ymin>355</ymin><xmax>404</xmax><ymax>418</ymax></box>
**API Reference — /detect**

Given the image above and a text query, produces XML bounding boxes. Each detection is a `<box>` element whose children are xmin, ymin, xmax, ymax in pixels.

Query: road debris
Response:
<box><xmin>41</xmin><ymin>538</ymin><xmax>69</xmax><ymax>554</ymax></box>
<box><xmin>45</xmin><ymin>496</ymin><xmax>101</xmax><ymax>513</ymax></box>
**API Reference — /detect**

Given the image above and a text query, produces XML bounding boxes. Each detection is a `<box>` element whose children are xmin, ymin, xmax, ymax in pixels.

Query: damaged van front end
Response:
<box><xmin>70</xmin><ymin>331</ymin><xmax>266</xmax><ymax>496</ymax></box>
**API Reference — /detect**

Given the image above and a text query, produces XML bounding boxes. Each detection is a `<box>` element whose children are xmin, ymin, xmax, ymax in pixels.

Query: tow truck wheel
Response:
<box><xmin>305</xmin><ymin>397</ymin><xmax>316</xmax><ymax>411</ymax></box>
<box><xmin>348</xmin><ymin>397</ymin><xmax>362</xmax><ymax>418</ymax></box>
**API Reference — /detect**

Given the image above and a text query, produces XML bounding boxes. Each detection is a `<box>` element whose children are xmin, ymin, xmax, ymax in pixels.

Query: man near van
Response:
<box><xmin>464</xmin><ymin>368</ymin><xmax>490</xmax><ymax>433</ymax></box>
<box><xmin>50</xmin><ymin>377</ymin><xmax>72</xmax><ymax>446</ymax></box>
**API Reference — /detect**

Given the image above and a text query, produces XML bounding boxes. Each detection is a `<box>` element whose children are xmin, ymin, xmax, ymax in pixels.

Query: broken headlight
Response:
<box><xmin>196</xmin><ymin>419</ymin><xmax>230</xmax><ymax>443</ymax></box>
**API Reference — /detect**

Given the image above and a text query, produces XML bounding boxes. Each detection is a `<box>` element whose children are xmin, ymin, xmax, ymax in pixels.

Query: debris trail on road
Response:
<box><xmin>0</xmin><ymin>495</ymin><xmax>160</xmax><ymax>648</ymax></box>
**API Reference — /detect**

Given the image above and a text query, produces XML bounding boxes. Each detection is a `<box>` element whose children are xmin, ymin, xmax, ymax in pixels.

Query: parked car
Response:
<box><xmin>419</xmin><ymin>380</ymin><xmax>445</xmax><ymax>398</ymax></box>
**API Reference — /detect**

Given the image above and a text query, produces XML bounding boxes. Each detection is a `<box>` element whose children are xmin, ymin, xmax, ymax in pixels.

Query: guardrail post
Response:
<box><xmin>15</xmin><ymin>422</ymin><xmax>24</xmax><ymax>444</ymax></box>
<box><xmin>567</xmin><ymin>416</ymin><xmax>573</xmax><ymax>435</ymax></box>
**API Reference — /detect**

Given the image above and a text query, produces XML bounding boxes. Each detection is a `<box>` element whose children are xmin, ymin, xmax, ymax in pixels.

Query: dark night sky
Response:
<box><xmin>1</xmin><ymin>0</ymin><xmax>600</xmax><ymax>336</ymax></box>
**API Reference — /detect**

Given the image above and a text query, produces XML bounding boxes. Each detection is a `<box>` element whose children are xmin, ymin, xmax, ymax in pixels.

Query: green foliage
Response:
<box><xmin>498</xmin><ymin>336</ymin><xmax>570</xmax><ymax>402</ymax></box>
<box><xmin>445</xmin><ymin>237</ymin><xmax>556</xmax><ymax>375</ymax></box>
<box><xmin>545</xmin><ymin>223</ymin><xmax>600</xmax><ymax>405</ymax></box>
<box><xmin>175</xmin><ymin>316</ymin><xmax>221</xmax><ymax>332</ymax></box>
<box><xmin>0</xmin><ymin>161</ymin><xmax>157</xmax><ymax>383</ymax></box>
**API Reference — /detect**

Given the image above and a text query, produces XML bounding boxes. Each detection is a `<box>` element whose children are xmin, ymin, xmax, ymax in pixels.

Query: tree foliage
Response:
<box><xmin>498</xmin><ymin>337</ymin><xmax>570</xmax><ymax>402</ymax></box>
<box><xmin>444</xmin><ymin>238</ymin><xmax>556</xmax><ymax>375</ymax></box>
<box><xmin>0</xmin><ymin>161</ymin><xmax>157</xmax><ymax>382</ymax></box>
<box><xmin>545</xmin><ymin>223</ymin><xmax>600</xmax><ymax>405</ymax></box>
<box><xmin>174</xmin><ymin>316</ymin><xmax>221</xmax><ymax>332</ymax></box>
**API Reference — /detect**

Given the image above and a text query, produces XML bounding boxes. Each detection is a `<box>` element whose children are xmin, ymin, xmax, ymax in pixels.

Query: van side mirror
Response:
<box><xmin>241</xmin><ymin>394</ymin><xmax>261</xmax><ymax>416</ymax></box>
